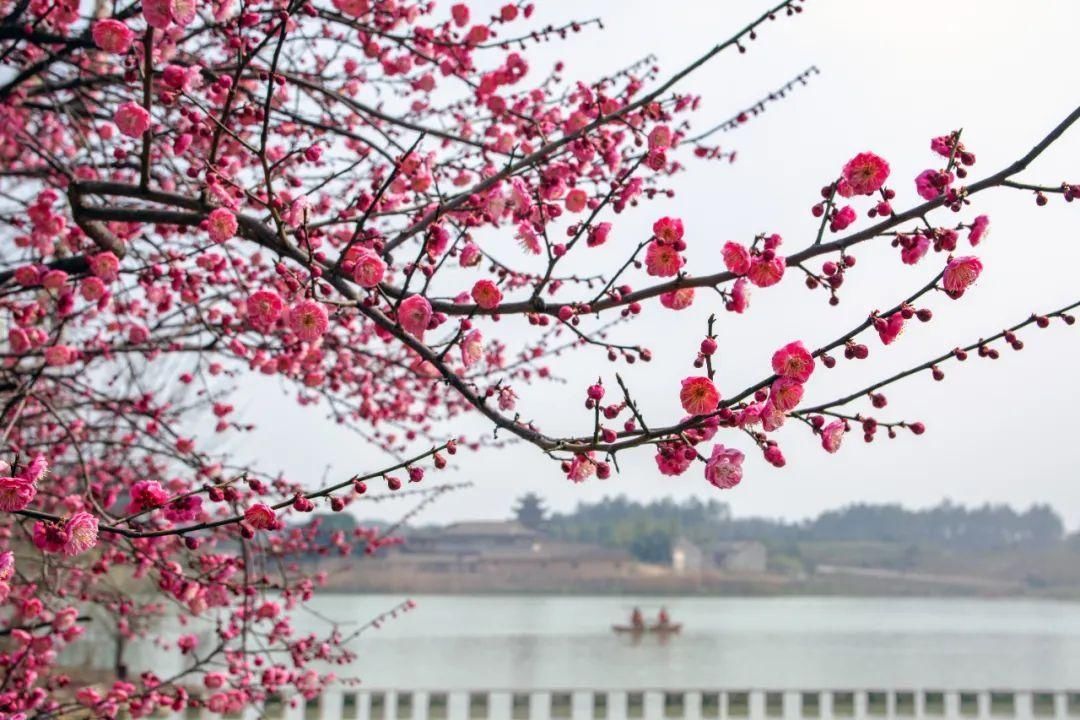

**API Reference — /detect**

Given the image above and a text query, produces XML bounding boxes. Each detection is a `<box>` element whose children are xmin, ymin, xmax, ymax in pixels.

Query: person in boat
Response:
<box><xmin>630</xmin><ymin>607</ymin><xmax>644</xmax><ymax>631</ymax></box>
<box><xmin>657</xmin><ymin>606</ymin><xmax>671</xmax><ymax>629</ymax></box>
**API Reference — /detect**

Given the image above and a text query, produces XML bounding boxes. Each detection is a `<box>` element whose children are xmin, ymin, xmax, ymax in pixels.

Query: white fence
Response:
<box><xmin>199</xmin><ymin>688</ymin><xmax>1080</xmax><ymax>720</ymax></box>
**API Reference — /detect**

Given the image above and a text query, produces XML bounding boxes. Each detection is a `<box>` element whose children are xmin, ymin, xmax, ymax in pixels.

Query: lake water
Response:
<box><xmin>296</xmin><ymin>595</ymin><xmax>1080</xmax><ymax>690</ymax></box>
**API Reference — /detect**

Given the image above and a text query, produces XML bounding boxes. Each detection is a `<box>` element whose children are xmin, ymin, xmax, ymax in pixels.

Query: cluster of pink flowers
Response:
<box><xmin>127</xmin><ymin>480</ymin><xmax>170</xmax><ymax>513</ymax></box>
<box><xmin>564</xmin><ymin>452</ymin><xmax>610</xmax><ymax>482</ymax></box>
<box><xmin>915</xmin><ymin>169</ymin><xmax>954</xmax><ymax>201</ymax></box>
<box><xmin>723</xmin><ymin>235</ymin><xmax>786</xmax><ymax>289</ymax></box>
<box><xmin>32</xmin><ymin>511</ymin><xmax>99</xmax><ymax>556</ymax></box>
<box><xmin>875</xmin><ymin>312</ymin><xmax>906</xmax><ymax>345</ymax></box>
<box><xmin>653</xmin><ymin>339</ymin><xmax>822</xmax><ymax>489</ymax></box>
<box><xmin>762</xmin><ymin>340</ymin><xmax>815</xmax><ymax>423</ymax></box>
<box><xmin>0</xmin><ymin>0</ymin><xmax>1071</xmax><ymax>710</ymax></box>
<box><xmin>0</xmin><ymin>455</ymin><xmax>46</xmax><ymax>511</ymax></box>
<box><xmin>644</xmin><ymin>217</ymin><xmax>686</xmax><ymax>277</ymax></box>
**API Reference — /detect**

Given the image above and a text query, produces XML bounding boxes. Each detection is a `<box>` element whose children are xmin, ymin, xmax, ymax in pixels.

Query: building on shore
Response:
<box><xmin>374</xmin><ymin>520</ymin><xmax>635</xmax><ymax>582</ymax></box>
<box><xmin>671</xmin><ymin>537</ymin><xmax>768</xmax><ymax>574</ymax></box>
<box><xmin>405</xmin><ymin>520</ymin><xmax>542</xmax><ymax>557</ymax></box>
<box><xmin>314</xmin><ymin>522</ymin><xmax>786</xmax><ymax>593</ymax></box>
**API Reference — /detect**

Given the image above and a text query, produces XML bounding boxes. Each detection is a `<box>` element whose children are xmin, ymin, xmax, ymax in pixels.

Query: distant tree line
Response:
<box><xmin>520</xmin><ymin>495</ymin><xmax>1067</xmax><ymax>563</ymax></box>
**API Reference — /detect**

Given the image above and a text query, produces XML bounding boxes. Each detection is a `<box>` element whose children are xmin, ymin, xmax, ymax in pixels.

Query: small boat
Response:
<box><xmin>612</xmin><ymin>623</ymin><xmax>682</xmax><ymax>635</ymax></box>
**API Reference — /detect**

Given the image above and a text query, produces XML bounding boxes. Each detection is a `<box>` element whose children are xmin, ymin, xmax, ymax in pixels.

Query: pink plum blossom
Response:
<box><xmin>169</xmin><ymin>0</ymin><xmax>197</xmax><ymax>26</ymax></box>
<box><xmin>900</xmin><ymin>235</ymin><xmax>930</xmax><ymax>265</ymax></box>
<box><xmin>704</xmin><ymin>445</ymin><xmax>744</xmax><ymax>489</ymax></box>
<box><xmin>471</xmin><ymin>280</ymin><xmax>503</xmax><ymax>309</ymax></box>
<box><xmin>207</xmin><ymin>208</ymin><xmax>238</xmax><ymax>243</ymax></box>
<box><xmin>652</xmin><ymin>217</ymin><xmax>684</xmax><ymax>244</ymax></box>
<box><xmin>459</xmin><ymin>242</ymin><xmax>482</xmax><ymax>266</ymax></box>
<box><xmin>683</xmin><ymin>415</ymin><xmax>719</xmax><ymax>443</ymax></box>
<box><xmin>89</xmin><ymin>251</ymin><xmax>120</xmax><ymax>281</ymax></box>
<box><xmin>722</xmin><ymin>242</ymin><xmax>751</xmax><ymax>275</ymax></box>
<box><xmin>128</xmin><ymin>481</ymin><xmax>169</xmax><ymax>513</ymax></box>
<box><xmin>764</xmin><ymin>445</ymin><xmax>786</xmax><ymax>467</ymax></box>
<box><xmin>21</xmin><ymin>454</ymin><xmax>47</xmax><ymax>483</ymax></box>
<box><xmin>761</xmin><ymin>401</ymin><xmax>786</xmax><ymax>431</ymax></box>
<box><xmin>44</xmin><ymin>345</ymin><xmax>76</xmax><ymax>366</ymax></box>
<box><xmin>32</xmin><ymin>520</ymin><xmax>70</xmax><ymax>554</ymax></box>
<box><xmin>143</xmin><ymin>0</ymin><xmax>172</xmax><ymax>27</ymax></box>
<box><xmin>655</xmin><ymin>441</ymin><xmax>693</xmax><ymax>476</ymax></box>
<box><xmin>398</xmin><ymin>295</ymin><xmax>432</xmax><ymax>337</ymax></box>
<box><xmin>727</xmin><ymin>278</ymin><xmax>750</xmax><ymax>313</ymax></box>
<box><xmin>461</xmin><ymin>330</ymin><xmax>483</xmax><ymax>367</ymax></box>
<box><xmin>497</xmin><ymin>386</ymin><xmax>517</xmax><ymax>411</ymax></box>
<box><xmin>644</xmin><ymin>240</ymin><xmax>683</xmax><ymax>277</ymax></box>
<box><xmin>831</xmin><ymin>205</ymin><xmax>856</xmax><ymax>231</ymax></box>
<box><xmin>841</xmin><ymin>152</ymin><xmax>891</xmax><ymax>195</ymax></box>
<box><xmin>660</xmin><ymin>287</ymin><xmax>694</xmax><ymax>310</ymax></box>
<box><xmin>771</xmin><ymin>341</ymin><xmax>815</xmax><ymax>382</ymax></box>
<box><xmin>915</xmin><ymin>169</ymin><xmax>953</xmax><ymax>201</ymax></box>
<box><xmin>244</xmin><ymin>503</ymin><xmax>279</xmax><ymax>531</ymax></box>
<box><xmin>679</xmin><ymin>376</ymin><xmax>720</xmax><ymax>415</ymax></box>
<box><xmin>91</xmin><ymin>19</ymin><xmax>135</xmax><ymax>54</ymax></box>
<box><xmin>587</xmin><ymin>222</ymin><xmax>612</xmax><ymax>247</ymax></box>
<box><xmin>0</xmin><ymin>476</ymin><xmax>36</xmax><ymax>511</ymax></box>
<box><xmin>821</xmin><ymin>420</ymin><xmax>846</xmax><ymax>453</ymax></box>
<box><xmin>648</xmin><ymin>125</ymin><xmax>673</xmax><ymax>150</ymax></box>
<box><xmin>289</xmin><ymin>300</ymin><xmax>330</xmax><ymax>342</ymax></box>
<box><xmin>943</xmin><ymin>256</ymin><xmax>983</xmax><ymax>296</ymax></box>
<box><xmin>968</xmin><ymin>215</ymin><xmax>990</xmax><ymax>246</ymax></box>
<box><xmin>353</xmin><ymin>250</ymin><xmax>387</xmax><ymax>288</ymax></box>
<box><xmin>114</xmin><ymin>102</ymin><xmax>151</xmax><ymax>138</ymax></box>
<box><xmin>746</xmin><ymin>254</ymin><xmax>785</xmax><ymax>287</ymax></box>
<box><xmin>769</xmin><ymin>377</ymin><xmax>804</xmax><ymax>412</ymax></box>
<box><xmin>247</xmin><ymin>290</ymin><xmax>284</xmax><ymax>331</ymax></box>
<box><xmin>163</xmin><ymin>495</ymin><xmax>202</xmax><ymax>523</ymax></box>
<box><xmin>564</xmin><ymin>188</ymin><xmax>587</xmax><ymax>213</ymax></box>
<box><xmin>64</xmin><ymin>512</ymin><xmax>98</xmax><ymax>555</ymax></box>
<box><xmin>566</xmin><ymin>453</ymin><xmax>597</xmax><ymax>482</ymax></box>
<box><xmin>876</xmin><ymin>312</ymin><xmax>905</xmax><ymax>345</ymax></box>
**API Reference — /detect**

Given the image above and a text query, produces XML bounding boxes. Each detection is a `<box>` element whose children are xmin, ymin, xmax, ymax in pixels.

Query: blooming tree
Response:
<box><xmin>0</xmin><ymin>0</ymin><xmax>1077</xmax><ymax>714</ymax></box>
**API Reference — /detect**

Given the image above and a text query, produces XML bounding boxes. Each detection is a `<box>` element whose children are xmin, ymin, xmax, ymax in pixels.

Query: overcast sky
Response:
<box><xmin>233</xmin><ymin>1</ymin><xmax>1080</xmax><ymax>529</ymax></box>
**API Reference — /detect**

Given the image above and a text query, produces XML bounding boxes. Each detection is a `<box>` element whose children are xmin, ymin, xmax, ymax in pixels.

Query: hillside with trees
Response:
<box><xmin>535</xmin><ymin>496</ymin><xmax>1073</xmax><ymax>579</ymax></box>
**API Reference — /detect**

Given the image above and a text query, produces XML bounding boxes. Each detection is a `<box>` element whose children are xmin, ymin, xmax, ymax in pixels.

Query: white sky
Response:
<box><xmin>232</xmin><ymin>0</ymin><xmax>1080</xmax><ymax>529</ymax></box>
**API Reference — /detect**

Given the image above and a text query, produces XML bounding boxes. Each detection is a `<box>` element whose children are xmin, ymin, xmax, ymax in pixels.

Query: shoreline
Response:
<box><xmin>311</xmin><ymin>586</ymin><xmax>1080</xmax><ymax>601</ymax></box>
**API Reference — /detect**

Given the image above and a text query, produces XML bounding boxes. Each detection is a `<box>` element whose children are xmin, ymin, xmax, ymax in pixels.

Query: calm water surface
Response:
<box><xmin>295</xmin><ymin>595</ymin><xmax>1080</xmax><ymax>690</ymax></box>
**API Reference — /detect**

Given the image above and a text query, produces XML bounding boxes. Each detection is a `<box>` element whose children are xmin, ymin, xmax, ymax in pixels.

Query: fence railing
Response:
<box><xmin>190</xmin><ymin>688</ymin><xmax>1080</xmax><ymax>720</ymax></box>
